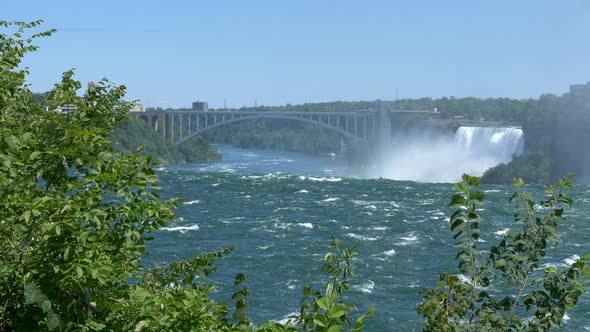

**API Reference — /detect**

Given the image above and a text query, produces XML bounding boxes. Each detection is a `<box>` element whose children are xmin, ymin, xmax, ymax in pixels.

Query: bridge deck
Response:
<box><xmin>130</xmin><ymin>109</ymin><xmax>437</xmax><ymax>116</ymax></box>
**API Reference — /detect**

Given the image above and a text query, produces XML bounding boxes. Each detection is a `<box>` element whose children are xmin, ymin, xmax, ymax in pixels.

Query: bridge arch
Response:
<box><xmin>175</xmin><ymin>114</ymin><xmax>363</xmax><ymax>144</ymax></box>
<box><xmin>137</xmin><ymin>113</ymin><xmax>160</xmax><ymax>130</ymax></box>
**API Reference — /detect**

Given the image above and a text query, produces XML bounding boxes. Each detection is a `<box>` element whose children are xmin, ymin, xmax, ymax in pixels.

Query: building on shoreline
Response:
<box><xmin>192</xmin><ymin>101</ymin><xmax>208</xmax><ymax>112</ymax></box>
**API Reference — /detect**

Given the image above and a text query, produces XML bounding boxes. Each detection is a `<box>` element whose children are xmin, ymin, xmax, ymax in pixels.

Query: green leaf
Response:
<box><xmin>463</xmin><ymin>174</ymin><xmax>480</xmax><ymax>186</ymax></box>
<box><xmin>234</xmin><ymin>272</ymin><xmax>247</xmax><ymax>286</ymax></box>
<box><xmin>313</xmin><ymin>318</ymin><xmax>326</xmax><ymax>327</ymax></box>
<box><xmin>451</xmin><ymin>219</ymin><xmax>465</xmax><ymax>232</ymax></box>
<box><xmin>450</xmin><ymin>194</ymin><xmax>467</xmax><ymax>207</ymax></box>
<box><xmin>19</xmin><ymin>210</ymin><xmax>32</xmax><ymax>223</ymax></box>
<box><xmin>76</xmin><ymin>266</ymin><xmax>83</xmax><ymax>278</ymax></box>
<box><xmin>317</xmin><ymin>297</ymin><xmax>330</xmax><ymax>310</ymax></box>
<box><xmin>513</xmin><ymin>177</ymin><xmax>524</xmax><ymax>187</ymax></box>
<box><xmin>494</xmin><ymin>259</ymin><xmax>506</xmax><ymax>268</ymax></box>
<box><xmin>46</xmin><ymin>310</ymin><xmax>60</xmax><ymax>330</ymax></box>
<box><xmin>327</xmin><ymin>307</ymin><xmax>345</xmax><ymax>319</ymax></box>
<box><xmin>29</xmin><ymin>151</ymin><xmax>41</xmax><ymax>160</ymax></box>
<box><xmin>24</xmin><ymin>283</ymin><xmax>45</xmax><ymax>305</ymax></box>
<box><xmin>469</xmin><ymin>191</ymin><xmax>485</xmax><ymax>204</ymax></box>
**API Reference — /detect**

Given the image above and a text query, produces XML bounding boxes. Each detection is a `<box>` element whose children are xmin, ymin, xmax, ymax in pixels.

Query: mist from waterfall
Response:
<box><xmin>372</xmin><ymin>126</ymin><xmax>524</xmax><ymax>183</ymax></box>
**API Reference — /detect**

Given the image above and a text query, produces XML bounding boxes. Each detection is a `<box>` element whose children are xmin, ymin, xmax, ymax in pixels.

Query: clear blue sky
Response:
<box><xmin>5</xmin><ymin>0</ymin><xmax>590</xmax><ymax>108</ymax></box>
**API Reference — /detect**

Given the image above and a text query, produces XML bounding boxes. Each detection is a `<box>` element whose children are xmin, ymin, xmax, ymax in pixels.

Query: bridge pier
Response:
<box><xmin>375</xmin><ymin>102</ymin><xmax>392</xmax><ymax>176</ymax></box>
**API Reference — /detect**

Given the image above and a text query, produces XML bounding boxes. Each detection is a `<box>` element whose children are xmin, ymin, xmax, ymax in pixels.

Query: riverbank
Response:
<box><xmin>110</xmin><ymin>118</ymin><xmax>221</xmax><ymax>165</ymax></box>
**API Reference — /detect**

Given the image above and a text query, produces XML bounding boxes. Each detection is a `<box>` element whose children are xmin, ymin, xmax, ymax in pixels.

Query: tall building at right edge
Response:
<box><xmin>569</xmin><ymin>82</ymin><xmax>590</xmax><ymax>97</ymax></box>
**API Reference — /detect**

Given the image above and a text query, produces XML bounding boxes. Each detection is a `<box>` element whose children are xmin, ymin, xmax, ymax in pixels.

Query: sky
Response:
<box><xmin>5</xmin><ymin>0</ymin><xmax>590</xmax><ymax>108</ymax></box>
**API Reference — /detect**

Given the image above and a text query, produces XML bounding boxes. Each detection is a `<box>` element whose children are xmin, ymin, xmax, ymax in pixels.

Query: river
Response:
<box><xmin>148</xmin><ymin>144</ymin><xmax>590</xmax><ymax>331</ymax></box>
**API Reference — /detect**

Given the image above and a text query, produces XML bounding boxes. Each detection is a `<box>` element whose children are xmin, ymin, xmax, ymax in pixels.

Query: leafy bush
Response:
<box><xmin>418</xmin><ymin>174</ymin><xmax>589</xmax><ymax>331</ymax></box>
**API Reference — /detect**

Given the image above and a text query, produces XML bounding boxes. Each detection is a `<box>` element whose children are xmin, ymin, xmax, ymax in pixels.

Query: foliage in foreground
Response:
<box><xmin>0</xmin><ymin>20</ymin><xmax>373</xmax><ymax>331</ymax></box>
<box><xmin>418</xmin><ymin>174</ymin><xmax>589</xmax><ymax>331</ymax></box>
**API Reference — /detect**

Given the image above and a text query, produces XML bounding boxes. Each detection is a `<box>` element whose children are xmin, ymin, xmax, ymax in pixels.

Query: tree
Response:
<box><xmin>0</xmin><ymin>19</ymin><xmax>183</xmax><ymax>330</ymax></box>
<box><xmin>418</xmin><ymin>174</ymin><xmax>589</xmax><ymax>331</ymax></box>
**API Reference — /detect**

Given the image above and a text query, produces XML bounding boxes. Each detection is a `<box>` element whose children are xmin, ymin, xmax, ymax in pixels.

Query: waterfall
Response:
<box><xmin>454</xmin><ymin>126</ymin><xmax>524</xmax><ymax>164</ymax></box>
<box><xmin>372</xmin><ymin>126</ymin><xmax>525</xmax><ymax>182</ymax></box>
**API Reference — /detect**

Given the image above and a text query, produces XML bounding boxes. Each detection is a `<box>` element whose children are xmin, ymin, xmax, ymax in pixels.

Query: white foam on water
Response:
<box><xmin>321</xmin><ymin>197</ymin><xmax>339</xmax><ymax>202</ymax></box>
<box><xmin>183</xmin><ymin>200</ymin><xmax>200</xmax><ymax>205</ymax></box>
<box><xmin>419</xmin><ymin>199</ymin><xmax>437</xmax><ymax>206</ymax></box>
<box><xmin>296</xmin><ymin>189</ymin><xmax>309</xmax><ymax>193</ymax></box>
<box><xmin>273</xmin><ymin>312</ymin><xmax>298</xmax><ymax>325</ymax></box>
<box><xmin>370</xmin><ymin>226</ymin><xmax>388</xmax><ymax>231</ymax></box>
<box><xmin>495</xmin><ymin>228</ymin><xmax>510</xmax><ymax>236</ymax></box>
<box><xmin>353</xmin><ymin>280</ymin><xmax>375</xmax><ymax>294</ymax></box>
<box><xmin>540</xmin><ymin>262</ymin><xmax>566</xmax><ymax>270</ymax></box>
<box><xmin>297</xmin><ymin>222</ymin><xmax>313</xmax><ymax>229</ymax></box>
<box><xmin>564</xmin><ymin>255</ymin><xmax>580</xmax><ymax>266</ymax></box>
<box><xmin>346</xmin><ymin>233</ymin><xmax>379</xmax><ymax>241</ymax></box>
<box><xmin>308</xmin><ymin>176</ymin><xmax>342</xmax><ymax>182</ymax></box>
<box><xmin>457</xmin><ymin>274</ymin><xmax>472</xmax><ymax>284</ymax></box>
<box><xmin>241</xmin><ymin>152</ymin><xmax>259</xmax><ymax>157</ymax></box>
<box><xmin>273</xmin><ymin>207</ymin><xmax>304</xmax><ymax>212</ymax></box>
<box><xmin>383</xmin><ymin>249</ymin><xmax>396</xmax><ymax>256</ymax></box>
<box><xmin>273</xmin><ymin>222</ymin><xmax>289</xmax><ymax>230</ymax></box>
<box><xmin>396</xmin><ymin>232</ymin><xmax>419</xmax><ymax>246</ymax></box>
<box><xmin>161</xmin><ymin>224</ymin><xmax>200</xmax><ymax>233</ymax></box>
<box><xmin>285</xmin><ymin>279</ymin><xmax>299</xmax><ymax>290</ymax></box>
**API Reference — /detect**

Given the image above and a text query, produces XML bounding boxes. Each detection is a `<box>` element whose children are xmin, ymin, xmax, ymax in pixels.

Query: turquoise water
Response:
<box><xmin>148</xmin><ymin>145</ymin><xmax>590</xmax><ymax>330</ymax></box>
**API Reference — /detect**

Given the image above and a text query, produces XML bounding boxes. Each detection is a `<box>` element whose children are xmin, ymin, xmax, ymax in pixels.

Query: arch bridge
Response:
<box><xmin>130</xmin><ymin>109</ymin><xmax>437</xmax><ymax>144</ymax></box>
